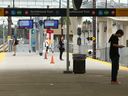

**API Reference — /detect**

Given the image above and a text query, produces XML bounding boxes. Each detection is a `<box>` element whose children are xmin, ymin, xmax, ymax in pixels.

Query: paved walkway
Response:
<box><xmin>0</xmin><ymin>52</ymin><xmax>128</xmax><ymax>96</ymax></box>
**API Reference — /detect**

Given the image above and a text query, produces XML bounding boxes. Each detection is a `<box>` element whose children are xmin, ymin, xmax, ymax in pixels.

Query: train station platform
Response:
<box><xmin>0</xmin><ymin>51</ymin><xmax>128</xmax><ymax>96</ymax></box>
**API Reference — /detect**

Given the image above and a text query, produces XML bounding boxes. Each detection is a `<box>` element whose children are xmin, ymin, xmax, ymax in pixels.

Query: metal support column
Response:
<box><xmin>64</xmin><ymin>0</ymin><xmax>72</xmax><ymax>73</ymax></box>
<box><xmin>105</xmin><ymin>0</ymin><xmax>107</xmax><ymax>8</ymax></box>
<box><xmin>59</xmin><ymin>0</ymin><xmax>63</xmax><ymax>35</ymax></box>
<box><xmin>13</xmin><ymin>0</ymin><xmax>15</xmax><ymax>7</ymax></box>
<box><xmin>8</xmin><ymin>5</ymin><xmax>12</xmax><ymax>52</ymax></box>
<box><xmin>93</xmin><ymin>0</ymin><xmax>96</xmax><ymax>59</ymax></box>
<box><xmin>38</xmin><ymin>18</ymin><xmax>44</xmax><ymax>56</ymax></box>
<box><xmin>3</xmin><ymin>20</ymin><xmax>5</xmax><ymax>44</ymax></box>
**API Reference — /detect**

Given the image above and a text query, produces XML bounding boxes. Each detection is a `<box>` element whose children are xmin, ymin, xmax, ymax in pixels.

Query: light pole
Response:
<box><xmin>7</xmin><ymin>5</ymin><xmax>13</xmax><ymax>52</ymax></box>
<box><xmin>64</xmin><ymin>0</ymin><xmax>72</xmax><ymax>73</ymax></box>
<box><xmin>93</xmin><ymin>0</ymin><xmax>96</xmax><ymax>59</ymax></box>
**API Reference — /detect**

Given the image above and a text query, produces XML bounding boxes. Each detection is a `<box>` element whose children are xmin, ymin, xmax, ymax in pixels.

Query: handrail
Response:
<box><xmin>0</xmin><ymin>44</ymin><xmax>4</xmax><ymax>49</ymax></box>
<box><xmin>0</xmin><ymin>42</ymin><xmax>8</xmax><ymax>52</ymax></box>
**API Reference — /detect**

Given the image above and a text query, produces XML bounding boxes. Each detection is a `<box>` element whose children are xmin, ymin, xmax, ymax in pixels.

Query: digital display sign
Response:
<box><xmin>44</xmin><ymin>20</ymin><xmax>59</xmax><ymax>29</ymax></box>
<box><xmin>18</xmin><ymin>19</ymin><xmax>33</xmax><ymax>29</ymax></box>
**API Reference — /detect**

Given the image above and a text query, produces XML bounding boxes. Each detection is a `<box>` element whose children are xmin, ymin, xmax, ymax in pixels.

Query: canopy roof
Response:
<box><xmin>0</xmin><ymin>0</ymin><xmax>128</xmax><ymax>8</ymax></box>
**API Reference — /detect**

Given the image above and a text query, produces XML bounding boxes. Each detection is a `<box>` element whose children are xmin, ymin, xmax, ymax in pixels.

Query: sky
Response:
<box><xmin>98</xmin><ymin>0</ymin><xmax>128</xmax><ymax>3</ymax></box>
<box><xmin>114</xmin><ymin>0</ymin><xmax>127</xmax><ymax>3</ymax></box>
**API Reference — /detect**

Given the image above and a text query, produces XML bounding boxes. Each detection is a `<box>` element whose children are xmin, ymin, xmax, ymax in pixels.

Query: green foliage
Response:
<box><xmin>83</xmin><ymin>20</ymin><xmax>91</xmax><ymax>25</ymax></box>
<box><xmin>59</xmin><ymin>17</ymin><xmax>71</xmax><ymax>25</ymax></box>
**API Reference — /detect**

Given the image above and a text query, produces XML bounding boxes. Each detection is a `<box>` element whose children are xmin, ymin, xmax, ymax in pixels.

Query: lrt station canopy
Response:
<box><xmin>0</xmin><ymin>0</ymin><xmax>128</xmax><ymax>23</ymax></box>
<box><xmin>0</xmin><ymin>0</ymin><xmax>128</xmax><ymax>8</ymax></box>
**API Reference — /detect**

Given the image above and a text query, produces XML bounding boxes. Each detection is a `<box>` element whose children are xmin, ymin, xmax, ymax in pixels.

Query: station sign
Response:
<box><xmin>3</xmin><ymin>8</ymin><xmax>116</xmax><ymax>16</ymax></box>
<box><xmin>0</xmin><ymin>8</ymin><xmax>127</xmax><ymax>16</ymax></box>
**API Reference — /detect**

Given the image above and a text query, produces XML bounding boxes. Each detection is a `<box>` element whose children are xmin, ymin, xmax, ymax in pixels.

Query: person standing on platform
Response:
<box><xmin>108</xmin><ymin>29</ymin><xmax>125</xmax><ymax>84</ymax></box>
<box><xmin>12</xmin><ymin>35</ymin><xmax>19</xmax><ymax>56</ymax></box>
<box><xmin>45</xmin><ymin>38</ymin><xmax>49</xmax><ymax>53</ymax></box>
<box><xmin>58</xmin><ymin>36</ymin><xmax>65</xmax><ymax>61</ymax></box>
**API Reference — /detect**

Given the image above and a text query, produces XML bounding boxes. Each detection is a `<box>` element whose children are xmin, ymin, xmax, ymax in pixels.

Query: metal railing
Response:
<box><xmin>97</xmin><ymin>47</ymin><xmax>128</xmax><ymax>67</ymax></box>
<box><xmin>0</xmin><ymin>42</ymin><xmax>8</xmax><ymax>52</ymax></box>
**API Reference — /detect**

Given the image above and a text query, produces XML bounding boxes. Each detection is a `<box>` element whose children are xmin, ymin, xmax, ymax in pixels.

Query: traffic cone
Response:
<box><xmin>50</xmin><ymin>55</ymin><xmax>55</xmax><ymax>64</ymax></box>
<box><xmin>44</xmin><ymin>52</ymin><xmax>47</xmax><ymax>59</ymax></box>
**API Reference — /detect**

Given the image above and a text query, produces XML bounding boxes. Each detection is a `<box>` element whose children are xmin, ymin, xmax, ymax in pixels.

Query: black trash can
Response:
<box><xmin>73</xmin><ymin>54</ymin><xmax>86</xmax><ymax>74</ymax></box>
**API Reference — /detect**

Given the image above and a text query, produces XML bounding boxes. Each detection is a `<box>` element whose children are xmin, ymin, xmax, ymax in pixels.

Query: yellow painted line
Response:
<box><xmin>87</xmin><ymin>57</ymin><xmax>128</xmax><ymax>71</ymax></box>
<box><xmin>0</xmin><ymin>52</ymin><xmax>6</xmax><ymax>63</ymax></box>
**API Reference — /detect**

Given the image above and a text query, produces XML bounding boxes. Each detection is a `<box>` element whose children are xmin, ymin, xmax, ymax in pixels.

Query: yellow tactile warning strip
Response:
<box><xmin>0</xmin><ymin>52</ymin><xmax>6</xmax><ymax>63</ymax></box>
<box><xmin>87</xmin><ymin>57</ymin><xmax>128</xmax><ymax>71</ymax></box>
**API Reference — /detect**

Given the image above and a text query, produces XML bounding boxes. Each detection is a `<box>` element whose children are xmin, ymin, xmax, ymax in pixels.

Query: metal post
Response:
<box><xmin>3</xmin><ymin>20</ymin><xmax>5</xmax><ymax>44</ymax></box>
<box><xmin>105</xmin><ymin>0</ymin><xmax>107</xmax><ymax>61</ymax></box>
<box><xmin>93</xmin><ymin>0</ymin><xmax>96</xmax><ymax>59</ymax></box>
<box><xmin>59</xmin><ymin>0</ymin><xmax>61</xmax><ymax>8</ymax></box>
<box><xmin>127</xmin><ymin>0</ymin><xmax>128</xmax><ymax>7</ymax></box>
<box><xmin>105</xmin><ymin>0</ymin><xmax>107</xmax><ymax>8</ymax></box>
<box><xmin>59</xmin><ymin>0</ymin><xmax>63</xmax><ymax>35</ymax></box>
<box><xmin>61</xmin><ymin>18</ymin><xmax>64</xmax><ymax>35</ymax></box>
<box><xmin>118</xmin><ymin>0</ymin><xmax>120</xmax><ymax>3</ymax></box>
<box><xmin>39</xmin><ymin>19</ymin><xmax>43</xmax><ymax>56</ymax></box>
<box><xmin>29</xmin><ymin>17</ymin><xmax>32</xmax><ymax>53</ymax></box>
<box><xmin>8</xmin><ymin>5</ymin><xmax>12</xmax><ymax>36</ymax></box>
<box><xmin>29</xmin><ymin>29</ymin><xmax>32</xmax><ymax>53</ymax></box>
<box><xmin>64</xmin><ymin>0</ymin><xmax>72</xmax><ymax>73</ymax></box>
<box><xmin>13</xmin><ymin>0</ymin><xmax>15</xmax><ymax>8</ymax></box>
<box><xmin>8</xmin><ymin>5</ymin><xmax>12</xmax><ymax>52</ymax></box>
<box><xmin>47</xmin><ymin>5</ymin><xmax>50</xmax><ymax>19</ymax></box>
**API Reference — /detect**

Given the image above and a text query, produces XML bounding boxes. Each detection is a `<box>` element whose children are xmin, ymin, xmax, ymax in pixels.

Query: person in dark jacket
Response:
<box><xmin>108</xmin><ymin>29</ymin><xmax>125</xmax><ymax>84</ymax></box>
<box><xmin>59</xmin><ymin>36</ymin><xmax>65</xmax><ymax>61</ymax></box>
<box><xmin>12</xmin><ymin>35</ymin><xmax>18</xmax><ymax>56</ymax></box>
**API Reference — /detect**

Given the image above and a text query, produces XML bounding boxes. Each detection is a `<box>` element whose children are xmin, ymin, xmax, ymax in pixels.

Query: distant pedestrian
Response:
<box><xmin>45</xmin><ymin>38</ymin><xmax>49</xmax><ymax>53</ymax></box>
<box><xmin>109</xmin><ymin>29</ymin><xmax>125</xmax><ymax>84</ymax></box>
<box><xmin>12</xmin><ymin>35</ymin><xmax>19</xmax><ymax>56</ymax></box>
<box><xmin>58</xmin><ymin>36</ymin><xmax>65</xmax><ymax>61</ymax></box>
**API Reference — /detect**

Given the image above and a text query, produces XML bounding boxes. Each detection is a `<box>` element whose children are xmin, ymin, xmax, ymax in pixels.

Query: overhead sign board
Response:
<box><xmin>3</xmin><ymin>8</ymin><xmax>116</xmax><ymax>16</ymax></box>
<box><xmin>4</xmin><ymin>8</ymin><xmax>66</xmax><ymax>16</ymax></box>
<box><xmin>0</xmin><ymin>8</ymin><xmax>127</xmax><ymax>16</ymax></box>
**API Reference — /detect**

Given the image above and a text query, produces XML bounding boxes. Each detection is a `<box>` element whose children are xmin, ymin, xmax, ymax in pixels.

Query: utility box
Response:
<box><xmin>73</xmin><ymin>54</ymin><xmax>86</xmax><ymax>74</ymax></box>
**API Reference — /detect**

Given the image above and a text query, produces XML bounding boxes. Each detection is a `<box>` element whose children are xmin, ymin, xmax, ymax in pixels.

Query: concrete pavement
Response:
<box><xmin>0</xmin><ymin>52</ymin><xmax>128</xmax><ymax>96</ymax></box>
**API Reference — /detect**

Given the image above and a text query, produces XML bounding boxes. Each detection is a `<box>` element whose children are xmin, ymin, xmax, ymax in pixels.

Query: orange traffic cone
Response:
<box><xmin>44</xmin><ymin>52</ymin><xmax>47</xmax><ymax>59</ymax></box>
<box><xmin>50</xmin><ymin>55</ymin><xmax>55</xmax><ymax>64</ymax></box>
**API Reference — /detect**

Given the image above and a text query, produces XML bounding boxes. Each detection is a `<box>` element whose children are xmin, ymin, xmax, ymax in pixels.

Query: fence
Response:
<box><xmin>53</xmin><ymin>42</ymin><xmax>128</xmax><ymax>67</ymax></box>
<box><xmin>0</xmin><ymin>38</ymin><xmax>3</xmax><ymax>45</ymax></box>
<box><xmin>0</xmin><ymin>42</ymin><xmax>8</xmax><ymax>52</ymax></box>
<box><xmin>97</xmin><ymin>47</ymin><xmax>128</xmax><ymax>67</ymax></box>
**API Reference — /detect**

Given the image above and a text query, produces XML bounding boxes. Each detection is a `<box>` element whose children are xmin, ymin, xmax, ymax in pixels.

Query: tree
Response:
<box><xmin>59</xmin><ymin>17</ymin><xmax>71</xmax><ymax>25</ymax></box>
